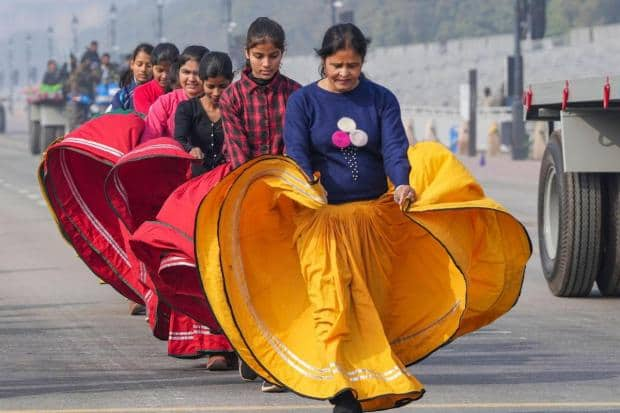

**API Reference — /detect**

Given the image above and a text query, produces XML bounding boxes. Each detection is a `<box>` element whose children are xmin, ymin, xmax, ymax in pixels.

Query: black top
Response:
<box><xmin>174</xmin><ymin>97</ymin><xmax>226</xmax><ymax>173</ymax></box>
<box><xmin>248</xmin><ymin>71</ymin><xmax>274</xmax><ymax>87</ymax></box>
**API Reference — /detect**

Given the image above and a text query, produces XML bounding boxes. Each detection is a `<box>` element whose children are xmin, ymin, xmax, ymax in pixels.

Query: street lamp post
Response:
<box><xmin>224</xmin><ymin>0</ymin><xmax>236</xmax><ymax>54</ymax></box>
<box><xmin>71</xmin><ymin>15</ymin><xmax>79</xmax><ymax>55</ymax></box>
<box><xmin>8</xmin><ymin>37</ymin><xmax>14</xmax><ymax>112</ymax></box>
<box><xmin>25</xmin><ymin>34</ymin><xmax>32</xmax><ymax>85</ymax></box>
<box><xmin>156</xmin><ymin>0</ymin><xmax>164</xmax><ymax>42</ymax></box>
<box><xmin>47</xmin><ymin>26</ymin><xmax>54</xmax><ymax>59</ymax></box>
<box><xmin>511</xmin><ymin>0</ymin><xmax>527</xmax><ymax>160</ymax></box>
<box><xmin>109</xmin><ymin>4</ymin><xmax>118</xmax><ymax>61</ymax></box>
<box><xmin>331</xmin><ymin>0</ymin><xmax>343</xmax><ymax>25</ymax></box>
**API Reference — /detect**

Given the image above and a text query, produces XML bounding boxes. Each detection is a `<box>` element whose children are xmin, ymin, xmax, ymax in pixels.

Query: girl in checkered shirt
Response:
<box><xmin>220</xmin><ymin>17</ymin><xmax>301</xmax><ymax>170</ymax></box>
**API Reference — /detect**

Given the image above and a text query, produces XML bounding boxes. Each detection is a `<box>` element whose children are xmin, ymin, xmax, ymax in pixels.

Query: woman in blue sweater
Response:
<box><xmin>195</xmin><ymin>23</ymin><xmax>530</xmax><ymax>413</ymax></box>
<box><xmin>284</xmin><ymin>26</ymin><xmax>413</xmax><ymax>207</ymax></box>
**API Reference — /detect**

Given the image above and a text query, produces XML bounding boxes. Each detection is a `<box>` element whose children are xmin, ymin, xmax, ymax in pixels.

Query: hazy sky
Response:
<box><xmin>0</xmin><ymin>1</ymin><xmax>128</xmax><ymax>41</ymax></box>
<box><xmin>0</xmin><ymin>0</ymin><xmax>147</xmax><ymax>89</ymax></box>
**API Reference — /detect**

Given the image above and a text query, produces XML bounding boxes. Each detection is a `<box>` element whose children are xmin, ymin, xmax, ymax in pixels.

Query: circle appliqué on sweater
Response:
<box><xmin>331</xmin><ymin>117</ymin><xmax>367</xmax><ymax>181</ymax></box>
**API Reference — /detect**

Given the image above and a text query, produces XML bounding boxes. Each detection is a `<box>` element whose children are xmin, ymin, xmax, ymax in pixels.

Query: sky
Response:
<box><xmin>0</xmin><ymin>0</ymin><xmax>122</xmax><ymax>43</ymax></box>
<box><xmin>0</xmin><ymin>0</ymin><xmax>155</xmax><ymax>90</ymax></box>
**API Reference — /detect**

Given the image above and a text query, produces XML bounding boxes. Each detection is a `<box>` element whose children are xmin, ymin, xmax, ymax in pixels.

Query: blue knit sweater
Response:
<box><xmin>284</xmin><ymin>77</ymin><xmax>410</xmax><ymax>204</ymax></box>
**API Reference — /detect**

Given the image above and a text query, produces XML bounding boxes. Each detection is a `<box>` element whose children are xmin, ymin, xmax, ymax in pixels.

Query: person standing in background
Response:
<box><xmin>100</xmin><ymin>53</ymin><xmax>120</xmax><ymax>86</ymax></box>
<box><xmin>66</xmin><ymin>60</ymin><xmax>99</xmax><ymax>129</ymax></box>
<box><xmin>81</xmin><ymin>40</ymin><xmax>101</xmax><ymax>68</ymax></box>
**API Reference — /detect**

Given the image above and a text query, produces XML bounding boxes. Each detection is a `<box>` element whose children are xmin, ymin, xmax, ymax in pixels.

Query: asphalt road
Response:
<box><xmin>0</xmin><ymin>127</ymin><xmax>619</xmax><ymax>413</ymax></box>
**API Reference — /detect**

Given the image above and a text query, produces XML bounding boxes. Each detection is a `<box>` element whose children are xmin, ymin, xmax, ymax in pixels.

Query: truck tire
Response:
<box><xmin>42</xmin><ymin>126</ymin><xmax>58</xmax><ymax>151</ymax></box>
<box><xmin>29</xmin><ymin>121</ymin><xmax>42</xmax><ymax>155</ymax></box>
<box><xmin>538</xmin><ymin>131</ymin><xmax>602</xmax><ymax>297</ymax></box>
<box><xmin>0</xmin><ymin>104</ymin><xmax>6</xmax><ymax>133</ymax></box>
<box><xmin>596</xmin><ymin>173</ymin><xmax>620</xmax><ymax>296</ymax></box>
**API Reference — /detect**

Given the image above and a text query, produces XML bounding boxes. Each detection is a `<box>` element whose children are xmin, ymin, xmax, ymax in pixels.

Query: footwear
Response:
<box><xmin>261</xmin><ymin>380</ymin><xmax>287</xmax><ymax>393</ymax></box>
<box><xmin>206</xmin><ymin>354</ymin><xmax>229</xmax><ymax>371</ymax></box>
<box><xmin>224</xmin><ymin>352</ymin><xmax>239</xmax><ymax>370</ymax></box>
<box><xmin>330</xmin><ymin>390</ymin><xmax>362</xmax><ymax>413</ymax></box>
<box><xmin>239</xmin><ymin>358</ymin><xmax>258</xmax><ymax>381</ymax></box>
<box><xmin>128</xmin><ymin>302</ymin><xmax>146</xmax><ymax>316</ymax></box>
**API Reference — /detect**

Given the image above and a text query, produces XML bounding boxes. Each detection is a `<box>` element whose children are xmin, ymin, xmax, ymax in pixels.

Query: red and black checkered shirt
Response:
<box><xmin>220</xmin><ymin>68</ymin><xmax>301</xmax><ymax>169</ymax></box>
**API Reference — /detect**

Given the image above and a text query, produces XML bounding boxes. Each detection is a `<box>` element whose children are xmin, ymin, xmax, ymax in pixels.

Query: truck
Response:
<box><xmin>27</xmin><ymin>84</ymin><xmax>67</xmax><ymax>155</ymax></box>
<box><xmin>0</xmin><ymin>98</ymin><xmax>6</xmax><ymax>133</ymax></box>
<box><xmin>525</xmin><ymin>76</ymin><xmax>620</xmax><ymax>297</ymax></box>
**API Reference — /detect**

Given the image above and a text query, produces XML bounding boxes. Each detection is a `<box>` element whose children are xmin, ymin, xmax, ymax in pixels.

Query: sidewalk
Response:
<box><xmin>457</xmin><ymin>152</ymin><xmax>541</xmax><ymax>188</ymax></box>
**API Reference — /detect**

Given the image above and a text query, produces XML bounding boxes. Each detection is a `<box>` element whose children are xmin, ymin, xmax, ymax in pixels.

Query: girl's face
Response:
<box><xmin>322</xmin><ymin>48</ymin><xmax>363</xmax><ymax>93</ymax></box>
<box><xmin>202</xmin><ymin>75</ymin><xmax>231</xmax><ymax>106</ymax></box>
<box><xmin>179</xmin><ymin>60</ymin><xmax>201</xmax><ymax>97</ymax></box>
<box><xmin>152</xmin><ymin>61</ymin><xmax>171</xmax><ymax>88</ymax></box>
<box><xmin>245</xmin><ymin>42</ymin><xmax>283</xmax><ymax>80</ymax></box>
<box><xmin>130</xmin><ymin>50</ymin><xmax>152</xmax><ymax>84</ymax></box>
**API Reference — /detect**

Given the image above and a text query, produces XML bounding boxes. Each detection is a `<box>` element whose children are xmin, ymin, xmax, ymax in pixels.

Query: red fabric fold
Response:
<box><xmin>131</xmin><ymin>163</ymin><xmax>232</xmax><ymax>329</ymax></box>
<box><xmin>41</xmin><ymin>113</ymin><xmax>145</xmax><ymax>303</ymax></box>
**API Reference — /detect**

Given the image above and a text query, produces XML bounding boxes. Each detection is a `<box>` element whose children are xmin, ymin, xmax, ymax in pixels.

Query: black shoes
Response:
<box><xmin>330</xmin><ymin>390</ymin><xmax>362</xmax><ymax>413</ymax></box>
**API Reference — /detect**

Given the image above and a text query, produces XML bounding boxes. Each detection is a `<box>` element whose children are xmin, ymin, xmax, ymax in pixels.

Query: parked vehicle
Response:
<box><xmin>91</xmin><ymin>82</ymin><xmax>120</xmax><ymax>116</ymax></box>
<box><xmin>525</xmin><ymin>76</ymin><xmax>620</xmax><ymax>297</ymax></box>
<box><xmin>0</xmin><ymin>99</ymin><xmax>6</xmax><ymax>133</ymax></box>
<box><xmin>26</xmin><ymin>83</ymin><xmax>66</xmax><ymax>154</ymax></box>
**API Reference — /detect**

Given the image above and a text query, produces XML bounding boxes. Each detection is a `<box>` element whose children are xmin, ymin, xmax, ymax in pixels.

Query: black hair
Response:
<box><xmin>132</xmin><ymin>43</ymin><xmax>153</xmax><ymax>61</ymax></box>
<box><xmin>177</xmin><ymin>45</ymin><xmax>209</xmax><ymax>67</ymax></box>
<box><xmin>167</xmin><ymin>61</ymin><xmax>179</xmax><ymax>92</ymax></box>
<box><xmin>167</xmin><ymin>45</ymin><xmax>208</xmax><ymax>91</ymax></box>
<box><xmin>246</xmin><ymin>17</ymin><xmax>286</xmax><ymax>51</ymax></box>
<box><xmin>316</xmin><ymin>23</ymin><xmax>370</xmax><ymax>76</ymax></box>
<box><xmin>151</xmin><ymin>42</ymin><xmax>180</xmax><ymax>66</ymax></box>
<box><xmin>171</xmin><ymin>45</ymin><xmax>210</xmax><ymax>90</ymax></box>
<box><xmin>119</xmin><ymin>42</ymin><xmax>154</xmax><ymax>87</ymax></box>
<box><xmin>199</xmin><ymin>51</ymin><xmax>233</xmax><ymax>81</ymax></box>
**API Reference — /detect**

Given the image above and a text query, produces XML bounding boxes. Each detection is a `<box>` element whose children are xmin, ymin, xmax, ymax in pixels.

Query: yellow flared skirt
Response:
<box><xmin>195</xmin><ymin>142</ymin><xmax>531</xmax><ymax>411</ymax></box>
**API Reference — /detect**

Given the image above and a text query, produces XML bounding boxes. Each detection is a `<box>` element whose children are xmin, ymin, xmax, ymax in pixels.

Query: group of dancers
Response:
<box><xmin>39</xmin><ymin>17</ymin><xmax>531</xmax><ymax>413</ymax></box>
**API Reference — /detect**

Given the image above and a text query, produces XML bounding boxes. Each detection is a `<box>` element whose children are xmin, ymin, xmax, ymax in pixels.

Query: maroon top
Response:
<box><xmin>133</xmin><ymin>79</ymin><xmax>165</xmax><ymax>115</ymax></box>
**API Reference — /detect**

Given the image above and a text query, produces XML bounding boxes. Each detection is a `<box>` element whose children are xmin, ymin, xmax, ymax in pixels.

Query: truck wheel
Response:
<box><xmin>596</xmin><ymin>174</ymin><xmax>620</xmax><ymax>296</ymax></box>
<box><xmin>538</xmin><ymin>131</ymin><xmax>602</xmax><ymax>297</ymax></box>
<box><xmin>29</xmin><ymin>121</ymin><xmax>42</xmax><ymax>155</ymax></box>
<box><xmin>42</xmin><ymin>126</ymin><xmax>58</xmax><ymax>151</ymax></box>
<box><xmin>0</xmin><ymin>104</ymin><xmax>6</xmax><ymax>133</ymax></box>
<box><xmin>53</xmin><ymin>126</ymin><xmax>65</xmax><ymax>144</ymax></box>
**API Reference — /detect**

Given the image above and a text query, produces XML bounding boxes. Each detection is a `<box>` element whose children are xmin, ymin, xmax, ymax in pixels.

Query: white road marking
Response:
<box><xmin>474</xmin><ymin>330</ymin><xmax>512</xmax><ymax>335</ymax></box>
<box><xmin>4</xmin><ymin>402</ymin><xmax>620</xmax><ymax>412</ymax></box>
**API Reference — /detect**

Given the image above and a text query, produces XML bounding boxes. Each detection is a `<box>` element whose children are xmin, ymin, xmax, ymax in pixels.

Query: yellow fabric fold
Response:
<box><xmin>195</xmin><ymin>143</ymin><xmax>531</xmax><ymax>411</ymax></box>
